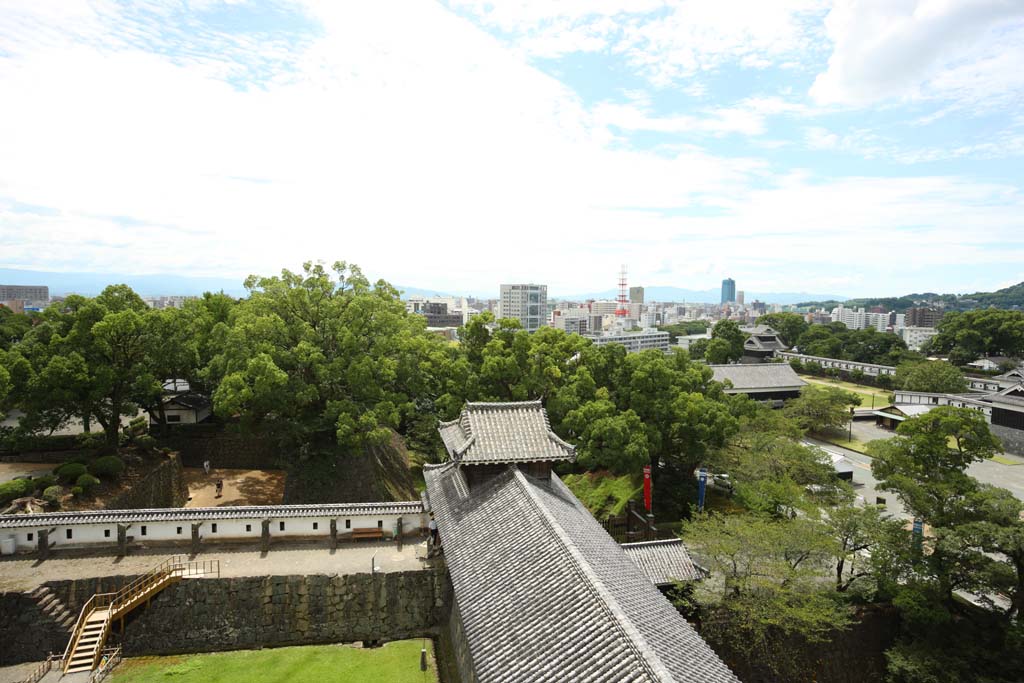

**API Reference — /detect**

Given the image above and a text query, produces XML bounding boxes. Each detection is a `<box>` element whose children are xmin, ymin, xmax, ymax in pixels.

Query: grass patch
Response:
<box><xmin>799</xmin><ymin>375</ymin><xmax>891</xmax><ymax>409</ymax></box>
<box><xmin>811</xmin><ymin>431</ymin><xmax>874</xmax><ymax>456</ymax></box>
<box><xmin>110</xmin><ymin>641</ymin><xmax>438</xmax><ymax>683</ymax></box>
<box><xmin>990</xmin><ymin>454</ymin><xmax>1024</xmax><ymax>466</ymax></box>
<box><xmin>562</xmin><ymin>471</ymin><xmax>640</xmax><ymax>518</ymax></box>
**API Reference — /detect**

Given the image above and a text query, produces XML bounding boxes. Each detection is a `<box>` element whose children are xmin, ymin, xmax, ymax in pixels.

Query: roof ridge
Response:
<box><xmin>621</xmin><ymin>538</ymin><xmax>684</xmax><ymax>548</ymax></box>
<box><xmin>463</xmin><ymin>399</ymin><xmax>543</xmax><ymax>409</ymax></box>
<box><xmin>512</xmin><ymin>469</ymin><xmax>678</xmax><ymax>683</ymax></box>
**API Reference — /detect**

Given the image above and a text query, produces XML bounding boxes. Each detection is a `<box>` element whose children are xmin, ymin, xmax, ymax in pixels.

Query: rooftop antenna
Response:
<box><xmin>615</xmin><ymin>265</ymin><xmax>629</xmax><ymax>317</ymax></box>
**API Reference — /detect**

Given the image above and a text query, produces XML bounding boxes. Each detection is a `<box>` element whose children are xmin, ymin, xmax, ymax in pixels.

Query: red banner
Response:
<box><xmin>642</xmin><ymin>465</ymin><xmax>652</xmax><ymax>512</ymax></box>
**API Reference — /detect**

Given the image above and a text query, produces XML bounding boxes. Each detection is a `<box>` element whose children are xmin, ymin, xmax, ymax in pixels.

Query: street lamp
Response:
<box><xmin>849</xmin><ymin>406</ymin><xmax>855</xmax><ymax>443</ymax></box>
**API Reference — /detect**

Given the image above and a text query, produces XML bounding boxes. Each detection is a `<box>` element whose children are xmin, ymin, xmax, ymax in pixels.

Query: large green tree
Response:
<box><xmin>929</xmin><ymin>309</ymin><xmax>1024</xmax><ymax>364</ymax></box>
<box><xmin>894</xmin><ymin>360</ymin><xmax>968</xmax><ymax>394</ymax></box>
<box><xmin>709</xmin><ymin>319</ymin><xmax>745</xmax><ymax>363</ymax></box>
<box><xmin>207</xmin><ymin>262</ymin><xmax>460</xmax><ymax>454</ymax></box>
<box><xmin>783</xmin><ymin>385</ymin><xmax>860</xmax><ymax>434</ymax></box>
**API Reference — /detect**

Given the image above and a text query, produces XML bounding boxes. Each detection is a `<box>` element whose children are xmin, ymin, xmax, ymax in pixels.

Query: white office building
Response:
<box><xmin>900</xmin><ymin>326</ymin><xmax>938</xmax><ymax>351</ymax></box>
<box><xmin>585</xmin><ymin>329</ymin><xmax>671</xmax><ymax>354</ymax></box>
<box><xmin>499</xmin><ymin>284</ymin><xmax>548</xmax><ymax>332</ymax></box>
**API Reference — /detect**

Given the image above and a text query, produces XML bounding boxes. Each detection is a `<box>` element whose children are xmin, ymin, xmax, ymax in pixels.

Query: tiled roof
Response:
<box><xmin>425</xmin><ymin>463</ymin><xmax>740</xmax><ymax>683</ymax></box>
<box><xmin>744</xmin><ymin>335</ymin><xmax>786</xmax><ymax>352</ymax></box>
<box><xmin>622</xmin><ymin>539</ymin><xmax>704</xmax><ymax>585</ymax></box>
<box><xmin>0</xmin><ymin>502</ymin><xmax>423</xmax><ymax>529</ymax></box>
<box><xmin>710</xmin><ymin>363</ymin><xmax>806</xmax><ymax>391</ymax></box>
<box><xmin>438</xmin><ymin>400</ymin><xmax>576</xmax><ymax>465</ymax></box>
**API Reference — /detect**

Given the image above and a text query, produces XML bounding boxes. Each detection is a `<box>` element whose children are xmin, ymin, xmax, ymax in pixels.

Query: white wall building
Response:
<box><xmin>0</xmin><ymin>502</ymin><xmax>426</xmax><ymax>553</ymax></box>
<box><xmin>585</xmin><ymin>329</ymin><xmax>670</xmax><ymax>353</ymax></box>
<box><xmin>830</xmin><ymin>305</ymin><xmax>905</xmax><ymax>332</ymax></box>
<box><xmin>900</xmin><ymin>326</ymin><xmax>938</xmax><ymax>351</ymax></box>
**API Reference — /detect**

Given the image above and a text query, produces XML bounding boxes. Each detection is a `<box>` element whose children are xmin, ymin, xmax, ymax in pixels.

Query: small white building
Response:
<box><xmin>152</xmin><ymin>393</ymin><xmax>212</xmax><ymax>425</ymax></box>
<box><xmin>899</xmin><ymin>326</ymin><xmax>938</xmax><ymax>351</ymax></box>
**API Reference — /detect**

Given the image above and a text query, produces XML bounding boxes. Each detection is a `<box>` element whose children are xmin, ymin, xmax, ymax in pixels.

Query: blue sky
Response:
<box><xmin>1</xmin><ymin>0</ymin><xmax>1023</xmax><ymax>298</ymax></box>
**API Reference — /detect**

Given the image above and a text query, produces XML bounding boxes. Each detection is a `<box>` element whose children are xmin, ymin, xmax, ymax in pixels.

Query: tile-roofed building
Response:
<box><xmin>426</xmin><ymin>400</ymin><xmax>740</xmax><ymax>683</ymax></box>
<box><xmin>438</xmin><ymin>400</ymin><xmax>576</xmax><ymax>465</ymax></box>
<box><xmin>710</xmin><ymin>363</ymin><xmax>806</xmax><ymax>403</ymax></box>
<box><xmin>622</xmin><ymin>539</ymin><xmax>705</xmax><ymax>587</ymax></box>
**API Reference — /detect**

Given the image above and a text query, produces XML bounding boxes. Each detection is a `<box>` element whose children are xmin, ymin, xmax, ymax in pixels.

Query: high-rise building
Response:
<box><xmin>906</xmin><ymin>307</ymin><xmax>943</xmax><ymax>328</ymax></box>
<box><xmin>0</xmin><ymin>284</ymin><xmax>48</xmax><ymax>302</ymax></box>
<box><xmin>721</xmin><ymin>278</ymin><xmax>736</xmax><ymax>304</ymax></box>
<box><xmin>499</xmin><ymin>284</ymin><xmax>548</xmax><ymax>332</ymax></box>
<box><xmin>736</xmin><ymin>290</ymin><xmax>745</xmax><ymax>305</ymax></box>
<box><xmin>629</xmin><ymin>286</ymin><xmax>644</xmax><ymax>304</ymax></box>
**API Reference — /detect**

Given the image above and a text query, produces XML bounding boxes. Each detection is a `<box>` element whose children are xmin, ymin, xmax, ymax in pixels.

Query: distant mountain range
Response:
<box><xmin>552</xmin><ymin>287</ymin><xmax>848</xmax><ymax>306</ymax></box>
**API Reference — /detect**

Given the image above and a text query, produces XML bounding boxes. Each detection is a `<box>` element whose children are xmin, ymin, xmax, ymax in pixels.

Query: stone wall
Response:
<box><xmin>0</xmin><ymin>591</ymin><xmax>71</xmax><ymax>665</ymax></box>
<box><xmin>991</xmin><ymin>424</ymin><xmax>1024</xmax><ymax>456</ymax></box>
<box><xmin>42</xmin><ymin>569</ymin><xmax>450</xmax><ymax>657</ymax></box>
<box><xmin>105</xmin><ymin>453</ymin><xmax>189</xmax><ymax>510</ymax></box>
<box><xmin>155</xmin><ymin>427</ymin><xmax>283</xmax><ymax>470</ymax></box>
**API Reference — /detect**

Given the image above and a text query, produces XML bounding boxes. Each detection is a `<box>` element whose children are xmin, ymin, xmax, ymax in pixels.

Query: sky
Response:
<box><xmin>1</xmin><ymin>0</ymin><xmax>1023</xmax><ymax>298</ymax></box>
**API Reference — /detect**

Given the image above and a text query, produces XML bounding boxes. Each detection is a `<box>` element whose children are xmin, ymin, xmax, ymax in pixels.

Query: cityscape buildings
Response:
<box><xmin>0</xmin><ymin>284</ymin><xmax>48</xmax><ymax>303</ymax></box>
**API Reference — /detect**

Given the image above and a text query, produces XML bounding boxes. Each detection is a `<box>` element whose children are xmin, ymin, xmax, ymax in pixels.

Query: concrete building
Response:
<box><xmin>736</xmin><ymin>290</ymin><xmax>745</xmax><ymax>305</ymax></box>
<box><xmin>629</xmin><ymin>286</ymin><xmax>645</xmax><ymax>304</ymax></box>
<box><xmin>0</xmin><ymin>284</ymin><xmax>48</xmax><ymax>302</ymax></box>
<box><xmin>900</xmin><ymin>326</ymin><xmax>939</xmax><ymax>351</ymax></box>
<box><xmin>586</xmin><ymin>329</ymin><xmax>671</xmax><ymax>353</ymax></box>
<box><xmin>499</xmin><ymin>284</ymin><xmax>547</xmax><ymax>332</ymax></box>
<box><xmin>830</xmin><ymin>305</ymin><xmax>905</xmax><ymax>332</ymax></box>
<box><xmin>590</xmin><ymin>300</ymin><xmax>619</xmax><ymax>316</ymax></box>
<box><xmin>405</xmin><ymin>296</ymin><xmax>470</xmax><ymax>325</ymax></box>
<box><xmin>721</xmin><ymin>278</ymin><xmax>735</xmax><ymax>304</ymax></box>
<box><xmin>906</xmin><ymin>307</ymin><xmax>943</xmax><ymax>328</ymax></box>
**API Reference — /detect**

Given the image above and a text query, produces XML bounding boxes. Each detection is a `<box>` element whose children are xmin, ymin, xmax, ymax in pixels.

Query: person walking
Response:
<box><xmin>215</xmin><ymin>479</ymin><xmax>223</xmax><ymax>498</ymax></box>
<box><xmin>428</xmin><ymin>514</ymin><xmax>439</xmax><ymax>547</ymax></box>
<box><xmin>203</xmin><ymin>459</ymin><xmax>211</xmax><ymax>476</ymax></box>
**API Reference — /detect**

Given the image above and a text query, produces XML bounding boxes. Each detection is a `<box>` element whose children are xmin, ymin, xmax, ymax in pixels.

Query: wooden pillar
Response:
<box><xmin>117</xmin><ymin>524</ymin><xmax>130</xmax><ymax>557</ymax></box>
<box><xmin>396</xmin><ymin>517</ymin><xmax>403</xmax><ymax>551</ymax></box>
<box><xmin>36</xmin><ymin>529</ymin><xmax>50</xmax><ymax>560</ymax></box>
<box><xmin>191</xmin><ymin>523</ymin><xmax>202</xmax><ymax>555</ymax></box>
<box><xmin>329</xmin><ymin>519</ymin><xmax>338</xmax><ymax>550</ymax></box>
<box><xmin>261</xmin><ymin>520</ymin><xmax>271</xmax><ymax>553</ymax></box>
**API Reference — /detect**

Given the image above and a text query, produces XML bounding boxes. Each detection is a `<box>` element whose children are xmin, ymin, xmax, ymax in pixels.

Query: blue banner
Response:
<box><xmin>698</xmin><ymin>468</ymin><xmax>707</xmax><ymax>513</ymax></box>
<box><xmin>912</xmin><ymin>518</ymin><xmax>923</xmax><ymax>552</ymax></box>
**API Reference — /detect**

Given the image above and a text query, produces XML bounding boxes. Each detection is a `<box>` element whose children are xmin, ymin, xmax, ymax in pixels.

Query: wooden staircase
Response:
<box><xmin>61</xmin><ymin>555</ymin><xmax>219</xmax><ymax>675</ymax></box>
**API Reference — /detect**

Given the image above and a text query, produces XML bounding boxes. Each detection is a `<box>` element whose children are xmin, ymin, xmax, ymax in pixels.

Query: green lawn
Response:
<box><xmin>110</xmin><ymin>641</ymin><xmax>439</xmax><ymax>683</ymax></box>
<box><xmin>799</xmin><ymin>375</ymin><xmax>892</xmax><ymax>409</ymax></box>
<box><xmin>811</xmin><ymin>431</ymin><xmax>874</xmax><ymax>456</ymax></box>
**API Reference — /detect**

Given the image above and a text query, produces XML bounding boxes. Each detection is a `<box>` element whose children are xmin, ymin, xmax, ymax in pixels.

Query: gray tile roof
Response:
<box><xmin>0</xmin><ymin>502</ymin><xmax>423</xmax><ymax>529</ymax></box>
<box><xmin>438</xmin><ymin>400</ymin><xmax>576</xmax><ymax>465</ymax></box>
<box><xmin>743</xmin><ymin>335</ymin><xmax>787</xmax><ymax>352</ymax></box>
<box><xmin>622</xmin><ymin>539</ymin><xmax>705</xmax><ymax>585</ymax></box>
<box><xmin>425</xmin><ymin>463</ymin><xmax>740</xmax><ymax>683</ymax></box>
<box><xmin>710</xmin><ymin>363</ymin><xmax>806</xmax><ymax>391</ymax></box>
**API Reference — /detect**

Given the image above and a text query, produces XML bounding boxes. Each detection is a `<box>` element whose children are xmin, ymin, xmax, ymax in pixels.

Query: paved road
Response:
<box><xmin>0</xmin><ymin>539</ymin><xmax>436</xmax><ymax>592</ymax></box>
<box><xmin>808</xmin><ymin>424</ymin><xmax>1024</xmax><ymax>521</ymax></box>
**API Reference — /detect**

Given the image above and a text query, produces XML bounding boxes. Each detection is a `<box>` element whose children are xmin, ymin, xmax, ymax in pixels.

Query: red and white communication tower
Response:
<box><xmin>615</xmin><ymin>265</ymin><xmax>629</xmax><ymax>317</ymax></box>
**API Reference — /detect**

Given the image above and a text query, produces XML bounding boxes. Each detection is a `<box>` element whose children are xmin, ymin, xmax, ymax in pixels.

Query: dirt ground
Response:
<box><xmin>0</xmin><ymin>462</ymin><xmax>55</xmax><ymax>484</ymax></box>
<box><xmin>184</xmin><ymin>468</ymin><xmax>286</xmax><ymax>507</ymax></box>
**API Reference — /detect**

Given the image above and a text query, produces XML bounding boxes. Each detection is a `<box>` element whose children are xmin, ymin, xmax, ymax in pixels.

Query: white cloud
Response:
<box><xmin>0</xmin><ymin>0</ymin><xmax>1022</xmax><ymax>297</ymax></box>
<box><xmin>811</xmin><ymin>0</ymin><xmax>1024</xmax><ymax>107</ymax></box>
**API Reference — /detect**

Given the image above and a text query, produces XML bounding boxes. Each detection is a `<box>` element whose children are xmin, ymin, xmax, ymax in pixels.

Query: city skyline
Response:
<box><xmin>1</xmin><ymin>2</ymin><xmax>1023</xmax><ymax>296</ymax></box>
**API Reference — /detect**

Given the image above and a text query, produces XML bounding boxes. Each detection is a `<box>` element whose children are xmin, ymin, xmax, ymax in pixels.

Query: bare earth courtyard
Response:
<box><xmin>183</xmin><ymin>468</ymin><xmax>286</xmax><ymax>507</ymax></box>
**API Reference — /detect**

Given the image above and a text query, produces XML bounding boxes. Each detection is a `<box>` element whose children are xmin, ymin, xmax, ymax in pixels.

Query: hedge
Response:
<box><xmin>42</xmin><ymin>485</ymin><xmax>63</xmax><ymax>504</ymax></box>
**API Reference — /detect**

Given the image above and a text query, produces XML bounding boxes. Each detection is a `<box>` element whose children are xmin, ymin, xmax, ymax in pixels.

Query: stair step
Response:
<box><xmin>29</xmin><ymin>586</ymin><xmax>51</xmax><ymax>599</ymax></box>
<box><xmin>67</xmin><ymin>665</ymin><xmax>94</xmax><ymax>673</ymax></box>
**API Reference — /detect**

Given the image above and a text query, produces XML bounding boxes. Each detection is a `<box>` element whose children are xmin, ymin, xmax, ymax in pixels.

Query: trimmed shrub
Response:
<box><xmin>76</xmin><ymin>433</ymin><xmax>105</xmax><ymax>450</ymax></box>
<box><xmin>70</xmin><ymin>485</ymin><xmax>84</xmax><ymax>498</ymax></box>
<box><xmin>42</xmin><ymin>485</ymin><xmax>63</xmax><ymax>505</ymax></box>
<box><xmin>32</xmin><ymin>474</ymin><xmax>58</xmax><ymax>492</ymax></box>
<box><xmin>76</xmin><ymin>473</ymin><xmax>101</xmax><ymax>494</ymax></box>
<box><xmin>89</xmin><ymin>455</ymin><xmax>125</xmax><ymax>480</ymax></box>
<box><xmin>55</xmin><ymin>462</ymin><xmax>88</xmax><ymax>483</ymax></box>
<box><xmin>0</xmin><ymin>478</ymin><xmax>35</xmax><ymax>505</ymax></box>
